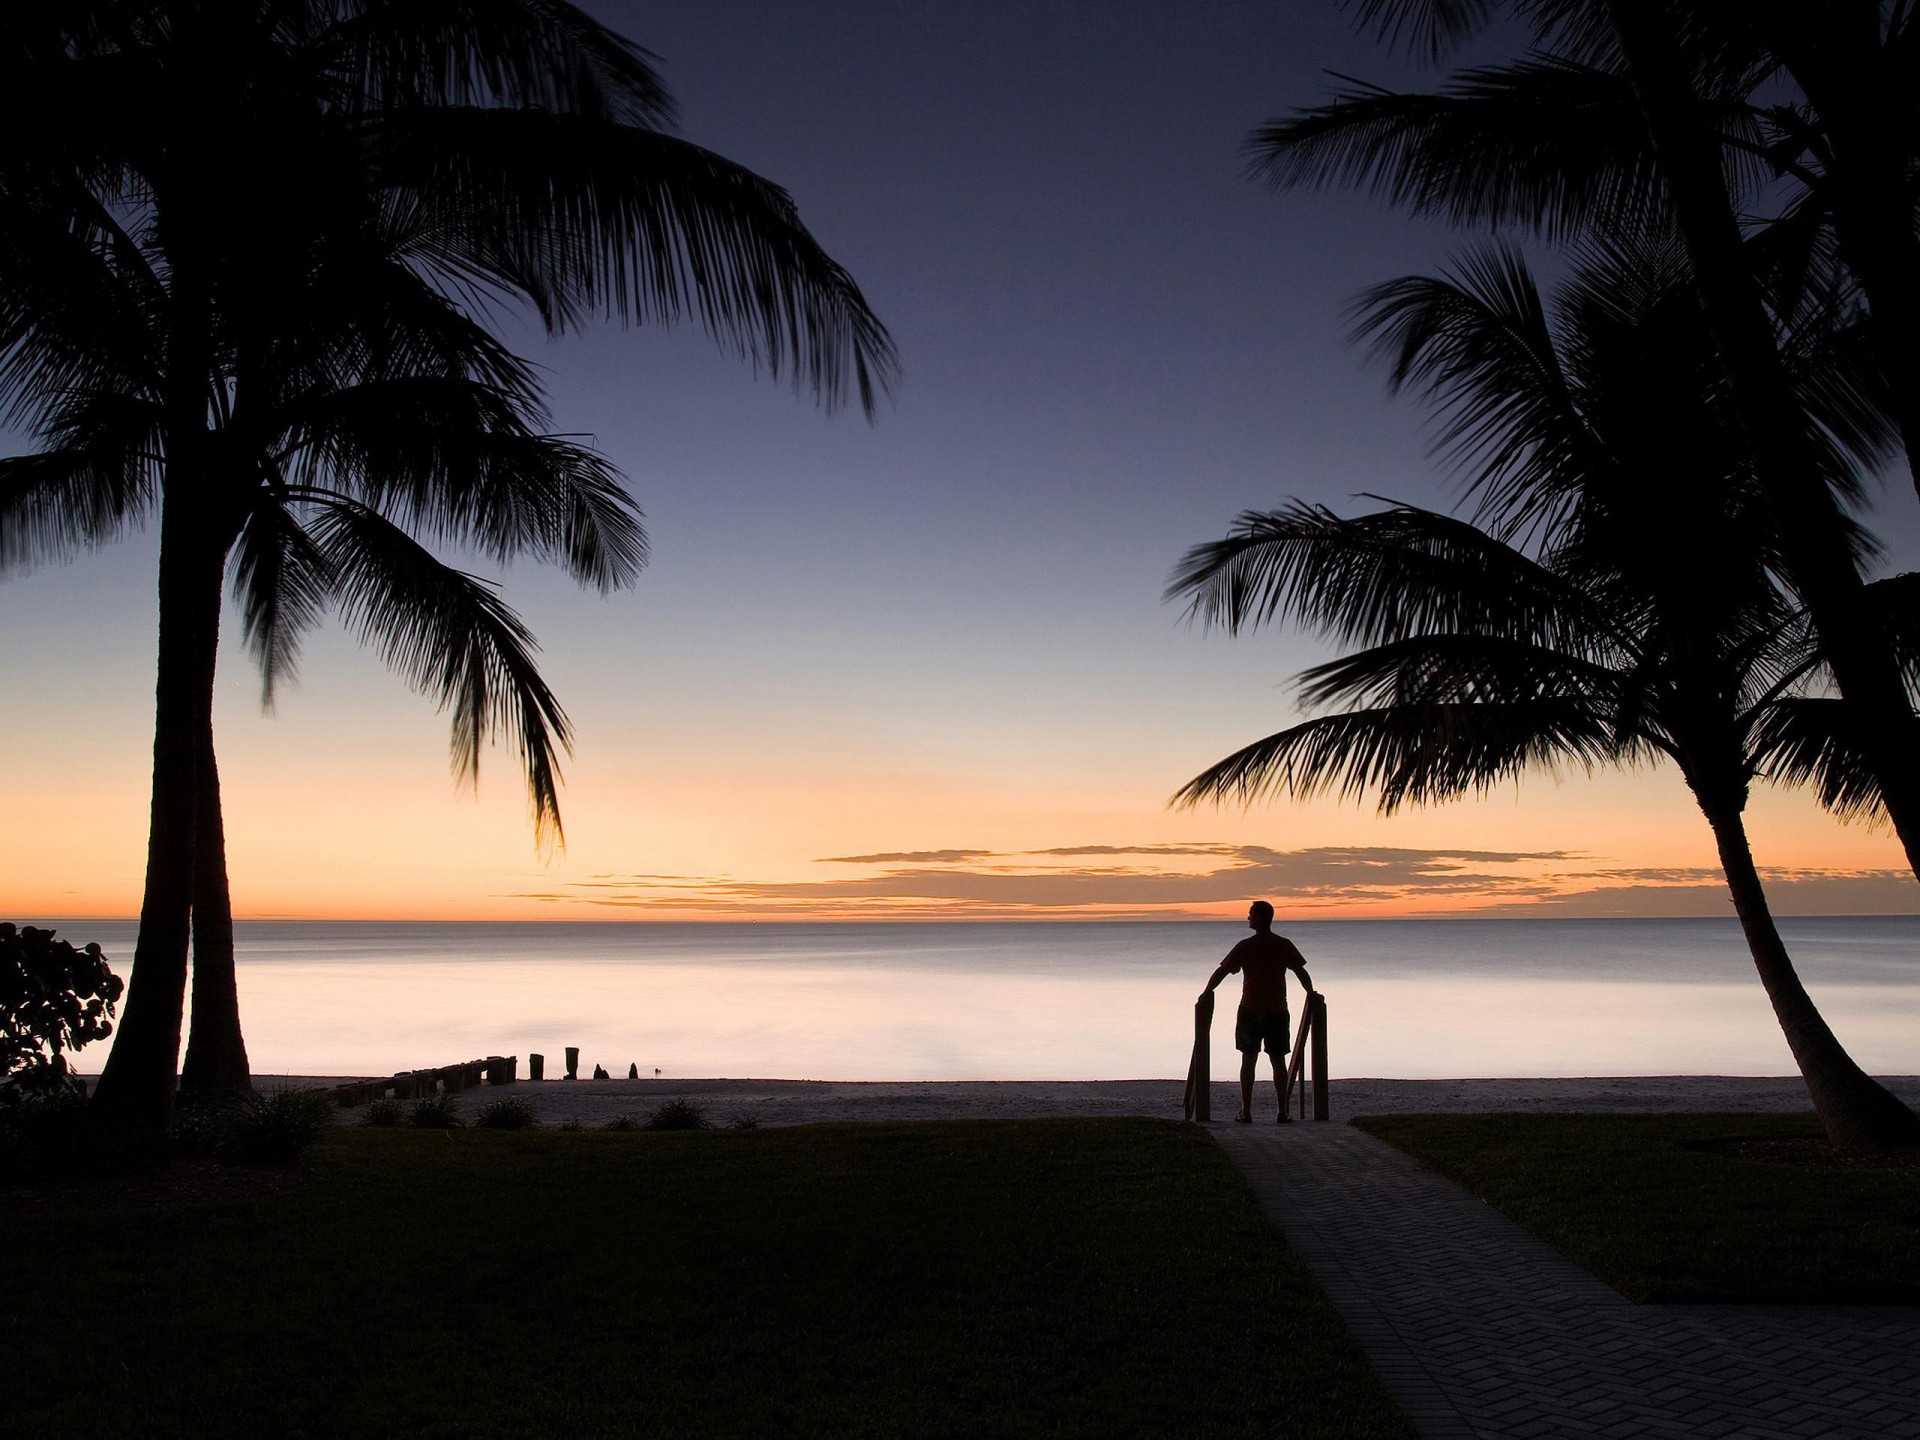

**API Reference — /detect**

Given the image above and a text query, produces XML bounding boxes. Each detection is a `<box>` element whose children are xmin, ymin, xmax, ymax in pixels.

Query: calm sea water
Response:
<box><xmin>44</xmin><ymin>916</ymin><xmax>1920</xmax><ymax>1081</ymax></box>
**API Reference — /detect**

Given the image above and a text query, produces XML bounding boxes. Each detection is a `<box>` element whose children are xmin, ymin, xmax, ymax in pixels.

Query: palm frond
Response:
<box><xmin>1750</xmin><ymin>695</ymin><xmax>1885</xmax><ymax>823</ymax></box>
<box><xmin>307</xmin><ymin>496</ymin><xmax>574</xmax><ymax>846</ymax></box>
<box><xmin>314</xmin><ymin>0</ymin><xmax>675</xmax><ymax>126</ymax></box>
<box><xmin>1352</xmin><ymin>248</ymin><xmax>1602</xmax><ymax>535</ymax></box>
<box><xmin>1168</xmin><ymin>500</ymin><xmax>1618</xmax><ymax>655</ymax></box>
<box><xmin>1345</xmin><ymin>0</ymin><xmax>1500</xmax><ymax>62</ymax></box>
<box><xmin>1171</xmin><ymin>700</ymin><xmax>1624</xmax><ymax>815</ymax></box>
<box><xmin>279</xmin><ymin>376</ymin><xmax>646</xmax><ymax>590</ymax></box>
<box><xmin>377</xmin><ymin>109</ymin><xmax>899</xmax><ymax>415</ymax></box>
<box><xmin>0</xmin><ymin>441</ymin><xmax>155</xmax><ymax>572</ymax></box>
<box><xmin>1247</xmin><ymin>58</ymin><xmax>1666</xmax><ymax>240</ymax></box>
<box><xmin>1296</xmin><ymin>631</ymin><xmax>1622</xmax><ymax>710</ymax></box>
<box><xmin>232</xmin><ymin>497</ymin><xmax>336</xmax><ymax>709</ymax></box>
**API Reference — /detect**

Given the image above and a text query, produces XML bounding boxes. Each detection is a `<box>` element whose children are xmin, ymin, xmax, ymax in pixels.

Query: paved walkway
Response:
<box><xmin>1213</xmin><ymin>1123</ymin><xmax>1920</xmax><ymax>1440</ymax></box>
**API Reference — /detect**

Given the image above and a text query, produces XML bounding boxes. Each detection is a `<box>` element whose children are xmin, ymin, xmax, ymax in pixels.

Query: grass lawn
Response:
<box><xmin>1354</xmin><ymin>1112</ymin><xmax>1920</xmax><ymax>1304</ymax></box>
<box><xmin>4</xmin><ymin>1118</ymin><xmax>1415</xmax><ymax>1440</ymax></box>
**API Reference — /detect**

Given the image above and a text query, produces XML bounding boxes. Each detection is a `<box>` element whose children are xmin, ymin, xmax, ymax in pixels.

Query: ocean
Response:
<box><xmin>42</xmin><ymin>916</ymin><xmax>1920</xmax><ymax>1082</ymax></box>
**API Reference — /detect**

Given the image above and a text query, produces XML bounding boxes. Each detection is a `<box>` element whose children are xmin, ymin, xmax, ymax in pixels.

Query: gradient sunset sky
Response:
<box><xmin>6</xmin><ymin>0</ymin><xmax>1919</xmax><ymax>923</ymax></box>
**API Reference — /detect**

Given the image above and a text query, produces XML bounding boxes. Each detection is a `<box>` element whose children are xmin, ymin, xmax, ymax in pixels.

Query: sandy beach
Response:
<box><xmin>267</xmin><ymin>1074</ymin><xmax>1920</xmax><ymax>1128</ymax></box>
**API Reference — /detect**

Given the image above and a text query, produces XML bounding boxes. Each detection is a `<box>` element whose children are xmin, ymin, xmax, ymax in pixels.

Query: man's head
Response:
<box><xmin>1247</xmin><ymin>900</ymin><xmax>1274</xmax><ymax>931</ymax></box>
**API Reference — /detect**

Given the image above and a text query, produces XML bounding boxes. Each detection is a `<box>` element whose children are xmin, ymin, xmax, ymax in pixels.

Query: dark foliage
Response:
<box><xmin>472</xmin><ymin>1095</ymin><xmax>539</xmax><ymax>1129</ymax></box>
<box><xmin>644</xmin><ymin>1098</ymin><xmax>710</xmax><ymax>1131</ymax></box>
<box><xmin>172</xmin><ymin>1088</ymin><xmax>335</xmax><ymax>1162</ymax></box>
<box><xmin>358</xmin><ymin>1097</ymin><xmax>405</xmax><ymax>1128</ymax></box>
<box><xmin>407</xmin><ymin>1093</ymin><xmax>464</xmax><ymax>1129</ymax></box>
<box><xmin>0</xmin><ymin>922</ymin><xmax>121</xmax><ymax>1098</ymax></box>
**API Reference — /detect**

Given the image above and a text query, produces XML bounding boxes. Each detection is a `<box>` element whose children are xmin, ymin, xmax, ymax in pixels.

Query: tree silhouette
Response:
<box><xmin>1170</xmin><ymin>244</ymin><xmax>1920</xmax><ymax>1148</ymax></box>
<box><xmin>1249</xmin><ymin>0</ymin><xmax>1920</xmax><ymax>912</ymax></box>
<box><xmin>0</xmin><ymin>2</ymin><xmax>897</xmax><ymax>1135</ymax></box>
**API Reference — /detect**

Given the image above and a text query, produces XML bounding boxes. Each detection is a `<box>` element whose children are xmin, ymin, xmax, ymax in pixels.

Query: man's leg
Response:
<box><xmin>1271</xmin><ymin>1048</ymin><xmax>1289</xmax><ymax>1119</ymax></box>
<box><xmin>1238</xmin><ymin>1050</ymin><xmax>1257</xmax><ymax>1122</ymax></box>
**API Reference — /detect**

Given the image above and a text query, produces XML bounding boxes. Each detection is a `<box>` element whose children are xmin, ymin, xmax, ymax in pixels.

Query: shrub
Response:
<box><xmin>644</xmin><ymin>1099</ymin><xmax>709</xmax><ymax>1131</ymax></box>
<box><xmin>556</xmin><ymin>1116</ymin><xmax>582</xmax><ymax>1133</ymax></box>
<box><xmin>360</xmin><ymin>1097</ymin><xmax>405</xmax><ymax>1127</ymax></box>
<box><xmin>472</xmin><ymin>1095</ymin><xmax>539</xmax><ymax>1130</ymax></box>
<box><xmin>727</xmin><ymin>1114</ymin><xmax>761</xmax><ymax>1131</ymax></box>
<box><xmin>408</xmin><ymin>1093</ymin><xmax>463</xmax><ymax>1129</ymax></box>
<box><xmin>171</xmin><ymin>1088</ymin><xmax>333</xmax><ymax>1162</ymax></box>
<box><xmin>600</xmin><ymin>1113</ymin><xmax>643</xmax><ymax>1132</ymax></box>
<box><xmin>1</xmin><ymin>922</ymin><xmax>121</xmax><ymax>1102</ymax></box>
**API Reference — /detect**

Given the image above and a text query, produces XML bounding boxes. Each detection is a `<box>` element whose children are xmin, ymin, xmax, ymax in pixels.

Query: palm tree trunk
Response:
<box><xmin>1696</xmin><ymin>792</ymin><xmax>1920</xmax><ymax>1149</ymax></box>
<box><xmin>87</xmin><ymin>500</ymin><xmax>225</xmax><ymax>1136</ymax></box>
<box><xmin>1603</xmin><ymin>1</ymin><xmax>1920</xmax><ymax>880</ymax></box>
<box><xmin>178</xmin><ymin>736</ymin><xmax>251</xmax><ymax>1098</ymax></box>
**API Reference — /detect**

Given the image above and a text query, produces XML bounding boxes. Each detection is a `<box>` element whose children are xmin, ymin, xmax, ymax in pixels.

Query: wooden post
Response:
<box><xmin>528</xmin><ymin>1053</ymin><xmax>545</xmax><ymax>1082</ymax></box>
<box><xmin>1309</xmin><ymin>991</ymin><xmax>1329</xmax><ymax>1122</ymax></box>
<box><xmin>1183</xmin><ymin>990</ymin><xmax>1214</xmax><ymax>1122</ymax></box>
<box><xmin>565</xmin><ymin>1046</ymin><xmax>580</xmax><ymax>1080</ymax></box>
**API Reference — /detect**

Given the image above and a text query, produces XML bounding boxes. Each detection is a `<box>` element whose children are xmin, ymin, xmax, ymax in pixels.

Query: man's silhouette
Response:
<box><xmin>1201</xmin><ymin>900</ymin><xmax>1313</xmax><ymax>1123</ymax></box>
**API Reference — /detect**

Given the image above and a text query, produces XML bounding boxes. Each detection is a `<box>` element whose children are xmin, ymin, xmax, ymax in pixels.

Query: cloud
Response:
<box><xmin>818</xmin><ymin>849</ymin><xmax>997</xmax><ymax>865</ymax></box>
<box><xmin>523</xmin><ymin>842</ymin><xmax>1575</xmax><ymax>916</ymax></box>
<box><xmin>1497</xmin><ymin>867</ymin><xmax>1920</xmax><ymax>918</ymax></box>
<box><xmin>504</xmin><ymin>842</ymin><xmax>1920</xmax><ymax>919</ymax></box>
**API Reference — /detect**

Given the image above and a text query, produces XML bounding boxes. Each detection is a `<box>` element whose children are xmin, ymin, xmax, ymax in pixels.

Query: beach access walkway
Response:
<box><xmin>1215</xmin><ymin>1123</ymin><xmax>1920</xmax><ymax>1440</ymax></box>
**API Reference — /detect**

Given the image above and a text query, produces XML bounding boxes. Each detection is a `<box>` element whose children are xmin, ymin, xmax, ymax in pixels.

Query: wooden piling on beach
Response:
<box><xmin>528</xmin><ymin>1053</ymin><xmax>545</xmax><ymax>1082</ymax></box>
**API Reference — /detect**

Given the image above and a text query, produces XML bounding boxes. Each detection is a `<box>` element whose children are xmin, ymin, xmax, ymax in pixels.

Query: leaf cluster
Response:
<box><xmin>0</xmin><ymin>922</ymin><xmax>122</xmax><ymax>1100</ymax></box>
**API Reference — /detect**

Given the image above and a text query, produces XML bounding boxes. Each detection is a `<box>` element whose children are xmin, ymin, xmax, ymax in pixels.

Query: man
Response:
<box><xmin>1201</xmin><ymin>900</ymin><xmax>1313</xmax><ymax>1123</ymax></box>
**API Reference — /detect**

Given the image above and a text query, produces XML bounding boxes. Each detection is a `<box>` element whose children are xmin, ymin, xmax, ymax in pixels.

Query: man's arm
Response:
<box><xmin>1201</xmin><ymin>961</ymin><xmax>1233</xmax><ymax>997</ymax></box>
<box><xmin>1284</xmin><ymin>940</ymin><xmax>1314</xmax><ymax>993</ymax></box>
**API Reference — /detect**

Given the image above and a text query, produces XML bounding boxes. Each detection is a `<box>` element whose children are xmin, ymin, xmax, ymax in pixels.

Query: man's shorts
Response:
<box><xmin>1235</xmin><ymin>1006</ymin><xmax>1290</xmax><ymax>1056</ymax></box>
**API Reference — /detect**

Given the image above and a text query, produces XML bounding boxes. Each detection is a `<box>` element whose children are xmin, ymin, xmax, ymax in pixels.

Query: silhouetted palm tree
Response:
<box><xmin>1249</xmin><ymin>0</ymin><xmax>1920</xmax><ymax>906</ymax></box>
<box><xmin>1170</xmin><ymin>245</ymin><xmax>1920</xmax><ymax>1147</ymax></box>
<box><xmin>0</xmin><ymin>3</ymin><xmax>897</xmax><ymax>1134</ymax></box>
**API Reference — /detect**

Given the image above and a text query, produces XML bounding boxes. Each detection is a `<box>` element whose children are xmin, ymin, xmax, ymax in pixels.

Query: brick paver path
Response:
<box><xmin>1214</xmin><ymin>1123</ymin><xmax>1920</xmax><ymax>1440</ymax></box>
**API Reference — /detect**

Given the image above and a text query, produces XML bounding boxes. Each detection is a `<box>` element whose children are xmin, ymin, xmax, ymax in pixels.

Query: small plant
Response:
<box><xmin>172</xmin><ymin>1087</ymin><xmax>333</xmax><ymax>1162</ymax></box>
<box><xmin>408</xmin><ymin>1093</ymin><xmax>464</xmax><ymax>1129</ymax></box>
<box><xmin>473</xmin><ymin>1095</ymin><xmax>539</xmax><ymax>1130</ymax></box>
<box><xmin>237</xmin><ymin>1088</ymin><xmax>334</xmax><ymax>1160</ymax></box>
<box><xmin>727</xmin><ymin>1114</ymin><xmax>761</xmax><ymax>1130</ymax></box>
<box><xmin>360</xmin><ymin>1097</ymin><xmax>405</xmax><ymax>1127</ymax></box>
<box><xmin>600</xmin><ymin>1113</ymin><xmax>643</xmax><ymax>1132</ymax></box>
<box><xmin>556</xmin><ymin>1116</ymin><xmax>582</xmax><ymax>1132</ymax></box>
<box><xmin>644</xmin><ymin>1099</ymin><xmax>709</xmax><ymax>1131</ymax></box>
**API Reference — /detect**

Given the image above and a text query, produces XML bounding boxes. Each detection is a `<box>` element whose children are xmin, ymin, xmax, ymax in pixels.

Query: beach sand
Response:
<box><xmin>265</xmin><ymin>1074</ymin><xmax>1920</xmax><ymax>1128</ymax></box>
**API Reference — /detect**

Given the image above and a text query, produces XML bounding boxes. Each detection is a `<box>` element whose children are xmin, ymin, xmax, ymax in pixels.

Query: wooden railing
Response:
<box><xmin>1183</xmin><ymin>990</ymin><xmax>1328</xmax><ymax>1123</ymax></box>
<box><xmin>1282</xmin><ymin>991</ymin><xmax>1329</xmax><ymax>1122</ymax></box>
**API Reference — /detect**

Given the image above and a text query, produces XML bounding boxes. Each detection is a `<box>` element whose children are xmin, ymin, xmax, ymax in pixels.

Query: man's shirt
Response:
<box><xmin>1221</xmin><ymin>932</ymin><xmax>1306</xmax><ymax>1013</ymax></box>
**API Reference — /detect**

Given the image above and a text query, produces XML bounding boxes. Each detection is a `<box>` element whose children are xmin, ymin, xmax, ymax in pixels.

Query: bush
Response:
<box><xmin>172</xmin><ymin>1088</ymin><xmax>334</xmax><ymax>1162</ymax></box>
<box><xmin>472</xmin><ymin>1095</ymin><xmax>539</xmax><ymax>1130</ymax></box>
<box><xmin>727</xmin><ymin>1114</ymin><xmax>761</xmax><ymax>1131</ymax></box>
<box><xmin>556</xmin><ymin>1116</ymin><xmax>582</xmax><ymax>1133</ymax></box>
<box><xmin>600</xmin><ymin>1113</ymin><xmax>642</xmax><ymax>1132</ymax></box>
<box><xmin>408</xmin><ymin>1093</ymin><xmax>463</xmax><ymax>1129</ymax></box>
<box><xmin>1</xmin><ymin>922</ymin><xmax>121</xmax><ymax>1101</ymax></box>
<box><xmin>360</xmin><ymin>1097</ymin><xmax>405</xmax><ymax>1128</ymax></box>
<box><xmin>644</xmin><ymin>1099</ymin><xmax>709</xmax><ymax>1132</ymax></box>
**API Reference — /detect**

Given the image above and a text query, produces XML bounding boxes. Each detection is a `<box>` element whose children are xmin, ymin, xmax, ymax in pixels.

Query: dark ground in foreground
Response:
<box><xmin>1356</xmin><ymin>1111</ymin><xmax>1920</xmax><ymax>1304</ymax></box>
<box><xmin>3</xmin><ymin>1118</ymin><xmax>1416</xmax><ymax>1440</ymax></box>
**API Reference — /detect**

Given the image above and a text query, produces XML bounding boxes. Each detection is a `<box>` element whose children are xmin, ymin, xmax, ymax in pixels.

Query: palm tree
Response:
<box><xmin>0</xmin><ymin>2</ymin><xmax>898</xmax><ymax>1135</ymax></box>
<box><xmin>1169</xmin><ymin>245</ymin><xmax>1920</xmax><ymax>1148</ymax></box>
<box><xmin>1248</xmin><ymin>0</ymin><xmax>1920</xmax><ymax>900</ymax></box>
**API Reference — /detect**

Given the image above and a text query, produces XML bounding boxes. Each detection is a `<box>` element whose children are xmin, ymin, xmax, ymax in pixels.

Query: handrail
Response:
<box><xmin>1186</xmin><ymin>988</ymin><xmax>1329</xmax><ymax>1122</ymax></box>
<box><xmin>1279</xmin><ymin>991</ymin><xmax>1329</xmax><ymax>1121</ymax></box>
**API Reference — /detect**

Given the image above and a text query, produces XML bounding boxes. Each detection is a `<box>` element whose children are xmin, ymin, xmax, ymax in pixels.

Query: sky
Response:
<box><xmin>4</xmin><ymin>0</ymin><xmax>1919</xmax><ymax>923</ymax></box>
